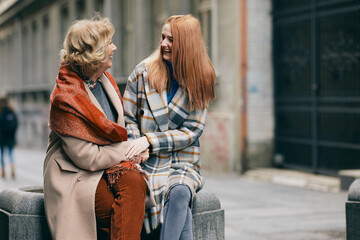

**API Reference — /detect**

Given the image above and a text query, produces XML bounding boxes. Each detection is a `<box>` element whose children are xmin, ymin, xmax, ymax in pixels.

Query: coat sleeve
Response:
<box><xmin>59</xmin><ymin>134</ymin><xmax>130</xmax><ymax>172</ymax></box>
<box><xmin>123</xmin><ymin>68</ymin><xmax>142</xmax><ymax>140</ymax></box>
<box><xmin>123</xmin><ymin>65</ymin><xmax>208</xmax><ymax>153</ymax></box>
<box><xmin>145</xmin><ymin>107</ymin><xmax>207</xmax><ymax>153</ymax></box>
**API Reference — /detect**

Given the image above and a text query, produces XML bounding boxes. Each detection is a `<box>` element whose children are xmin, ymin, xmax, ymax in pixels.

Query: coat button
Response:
<box><xmin>77</xmin><ymin>175</ymin><xmax>83</xmax><ymax>181</ymax></box>
<box><xmin>140</xmin><ymin>109</ymin><xmax>144</xmax><ymax>116</ymax></box>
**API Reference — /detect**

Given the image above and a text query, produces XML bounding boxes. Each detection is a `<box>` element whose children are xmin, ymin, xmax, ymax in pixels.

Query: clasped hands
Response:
<box><xmin>126</xmin><ymin>136</ymin><xmax>150</xmax><ymax>164</ymax></box>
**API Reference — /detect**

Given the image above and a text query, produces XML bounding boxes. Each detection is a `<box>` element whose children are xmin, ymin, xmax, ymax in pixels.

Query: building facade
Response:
<box><xmin>0</xmin><ymin>0</ymin><xmax>276</xmax><ymax>173</ymax></box>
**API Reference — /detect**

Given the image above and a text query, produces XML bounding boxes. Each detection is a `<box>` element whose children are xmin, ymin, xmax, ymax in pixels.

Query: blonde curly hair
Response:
<box><xmin>60</xmin><ymin>14</ymin><xmax>115</xmax><ymax>79</ymax></box>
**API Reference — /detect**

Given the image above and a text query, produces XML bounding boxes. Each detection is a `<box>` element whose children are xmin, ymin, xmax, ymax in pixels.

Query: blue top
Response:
<box><xmin>165</xmin><ymin>61</ymin><xmax>179</xmax><ymax>104</ymax></box>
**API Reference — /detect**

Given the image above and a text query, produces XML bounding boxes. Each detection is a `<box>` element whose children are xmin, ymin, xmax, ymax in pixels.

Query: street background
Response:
<box><xmin>0</xmin><ymin>1</ymin><xmax>358</xmax><ymax>239</ymax></box>
<box><xmin>0</xmin><ymin>148</ymin><xmax>348</xmax><ymax>240</ymax></box>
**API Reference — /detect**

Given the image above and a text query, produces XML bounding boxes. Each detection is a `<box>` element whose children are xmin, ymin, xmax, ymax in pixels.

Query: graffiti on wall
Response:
<box><xmin>200</xmin><ymin>113</ymin><xmax>233</xmax><ymax>172</ymax></box>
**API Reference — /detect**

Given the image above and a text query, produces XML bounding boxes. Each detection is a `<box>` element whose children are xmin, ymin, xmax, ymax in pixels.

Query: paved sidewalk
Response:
<box><xmin>0</xmin><ymin>147</ymin><xmax>44</xmax><ymax>190</ymax></box>
<box><xmin>203</xmin><ymin>171</ymin><xmax>347</xmax><ymax>240</ymax></box>
<box><xmin>243</xmin><ymin>167</ymin><xmax>341</xmax><ymax>192</ymax></box>
<box><xmin>0</xmin><ymin>148</ymin><xmax>348</xmax><ymax>240</ymax></box>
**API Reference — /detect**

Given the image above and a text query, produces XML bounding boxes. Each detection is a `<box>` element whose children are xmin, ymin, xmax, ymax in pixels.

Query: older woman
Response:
<box><xmin>123</xmin><ymin>15</ymin><xmax>216</xmax><ymax>240</ymax></box>
<box><xmin>43</xmin><ymin>16</ymin><xmax>152</xmax><ymax>240</ymax></box>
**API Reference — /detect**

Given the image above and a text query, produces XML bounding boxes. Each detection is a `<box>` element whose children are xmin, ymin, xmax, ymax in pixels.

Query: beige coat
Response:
<box><xmin>43</xmin><ymin>73</ymin><xmax>143</xmax><ymax>240</ymax></box>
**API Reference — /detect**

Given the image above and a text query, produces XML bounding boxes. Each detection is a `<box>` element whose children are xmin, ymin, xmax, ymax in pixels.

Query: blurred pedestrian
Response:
<box><xmin>0</xmin><ymin>97</ymin><xmax>18</xmax><ymax>179</ymax></box>
<box><xmin>123</xmin><ymin>14</ymin><xmax>216</xmax><ymax>240</ymax></box>
<box><xmin>43</xmin><ymin>15</ymin><xmax>153</xmax><ymax>240</ymax></box>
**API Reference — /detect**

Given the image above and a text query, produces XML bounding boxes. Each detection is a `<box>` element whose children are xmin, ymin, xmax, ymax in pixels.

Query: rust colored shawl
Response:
<box><xmin>50</xmin><ymin>63</ymin><xmax>143</xmax><ymax>186</ymax></box>
<box><xmin>50</xmin><ymin>63</ymin><xmax>127</xmax><ymax>145</ymax></box>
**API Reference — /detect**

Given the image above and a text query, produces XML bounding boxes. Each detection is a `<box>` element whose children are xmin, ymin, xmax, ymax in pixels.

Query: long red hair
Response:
<box><xmin>145</xmin><ymin>15</ymin><xmax>216</xmax><ymax>110</ymax></box>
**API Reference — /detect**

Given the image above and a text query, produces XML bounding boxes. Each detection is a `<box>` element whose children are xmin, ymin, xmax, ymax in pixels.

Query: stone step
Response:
<box><xmin>244</xmin><ymin>168</ymin><xmax>340</xmax><ymax>192</ymax></box>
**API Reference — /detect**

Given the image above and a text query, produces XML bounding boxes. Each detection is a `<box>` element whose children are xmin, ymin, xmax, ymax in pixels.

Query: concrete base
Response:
<box><xmin>0</xmin><ymin>186</ymin><xmax>51</xmax><ymax>240</ymax></box>
<box><xmin>0</xmin><ymin>187</ymin><xmax>224</xmax><ymax>240</ymax></box>
<box><xmin>192</xmin><ymin>189</ymin><xmax>225</xmax><ymax>240</ymax></box>
<box><xmin>346</xmin><ymin>179</ymin><xmax>360</xmax><ymax>240</ymax></box>
<box><xmin>346</xmin><ymin>202</ymin><xmax>360</xmax><ymax>240</ymax></box>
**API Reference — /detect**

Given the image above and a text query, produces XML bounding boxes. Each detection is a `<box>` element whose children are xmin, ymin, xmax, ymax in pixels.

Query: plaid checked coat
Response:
<box><xmin>123</xmin><ymin>62</ymin><xmax>207</xmax><ymax>233</ymax></box>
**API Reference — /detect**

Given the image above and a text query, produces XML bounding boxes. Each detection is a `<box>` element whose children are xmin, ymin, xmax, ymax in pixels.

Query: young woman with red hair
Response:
<box><xmin>123</xmin><ymin>15</ymin><xmax>216</xmax><ymax>240</ymax></box>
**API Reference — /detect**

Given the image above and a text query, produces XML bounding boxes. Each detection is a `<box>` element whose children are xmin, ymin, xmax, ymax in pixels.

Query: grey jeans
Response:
<box><xmin>160</xmin><ymin>184</ymin><xmax>193</xmax><ymax>240</ymax></box>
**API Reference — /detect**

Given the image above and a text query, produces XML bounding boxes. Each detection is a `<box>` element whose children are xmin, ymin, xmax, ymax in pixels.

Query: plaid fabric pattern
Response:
<box><xmin>123</xmin><ymin>62</ymin><xmax>206</xmax><ymax>233</ymax></box>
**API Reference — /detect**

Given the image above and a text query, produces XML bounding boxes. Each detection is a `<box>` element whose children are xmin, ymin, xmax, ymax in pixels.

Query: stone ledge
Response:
<box><xmin>192</xmin><ymin>189</ymin><xmax>221</xmax><ymax>214</ymax></box>
<box><xmin>348</xmin><ymin>179</ymin><xmax>360</xmax><ymax>201</ymax></box>
<box><xmin>339</xmin><ymin>169</ymin><xmax>360</xmax><ymax>191</ymax></box>
<box><xmin>0</xmin><ymin>186</ymin><xmax>224</xmax><ymax>240</ymax></box>
<box><xmin>0</xmin><ymin>187</ymin><xmax>45</xmax><ymax>215</ymax></box>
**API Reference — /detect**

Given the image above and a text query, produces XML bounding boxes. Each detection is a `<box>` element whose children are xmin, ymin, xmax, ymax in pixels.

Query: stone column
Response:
<box><xmin>346</xmin><ymin>179</ymin><xmax>360</xmax><ymax>240</ymax></box>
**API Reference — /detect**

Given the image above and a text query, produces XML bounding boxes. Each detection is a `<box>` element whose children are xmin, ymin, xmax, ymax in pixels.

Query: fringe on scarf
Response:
<box><xmin>105</xmin><ymin>161</ymin><xmax>148</xmax><ymax>188</ymax></box>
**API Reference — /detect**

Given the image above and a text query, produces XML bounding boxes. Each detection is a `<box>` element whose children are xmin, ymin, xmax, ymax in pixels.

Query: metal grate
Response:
<box><xmin>273</xmin><ymin>0</ymin><xmax>360</xmax><ymax>174</ymax></box>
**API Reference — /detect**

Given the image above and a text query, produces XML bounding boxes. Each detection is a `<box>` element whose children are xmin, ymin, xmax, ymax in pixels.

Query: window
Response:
<box><xmin>60</xmin><ymin>5</ymin><xmax>69</xmax><ymax>47</ymax></box>
<box><xmin>195</xmin><ymin>0</ymin><xmax>212</xmax><ymax>59</ymax></box>
<box><xmin>22</xmin><ymin>26</ymin><xmax>29</xmax><ymax>86</ymax></box>
<box><xmin>94</xmin><ymin>0</ymin><xmax>104</xmax><ymax>14</ymax></box>
<box><xmin>31</xmin><ymin>21</ymin><xmax>38</xmax><ymax>84</ymax></box>
<box><xmin>7</xmin><ymin>34</ymin><xmax>14</xmax><ymax>87</ymax></box>
<box><xmin>76</xmin><ymin>0</ymin><xmax>86</xmax><ymax>19</ymax></box>
<box><xmin>42</xmin><ymin>15</ymin><xmax>50</xmax><ymax>83</ymax></box>
<box><xmin>119</xmin><ymin>0</ymin><xmax>134</xmax><ymax>76</ymax></box>
<box><xmin>0</xmin><ymin>40</ymin><xmax>3</xmax><ymax>86</ymax></box>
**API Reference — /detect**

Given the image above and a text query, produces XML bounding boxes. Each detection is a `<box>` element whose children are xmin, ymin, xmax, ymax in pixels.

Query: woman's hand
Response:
<box><xmin>126</xmin><ymin>136</ymin><xmax>150</xmax><ymax>160</ymax></box>
<box><xmin>129</xmin><ymin>149</ymin><xmax>149</xmax><ymax>164</ymax></box>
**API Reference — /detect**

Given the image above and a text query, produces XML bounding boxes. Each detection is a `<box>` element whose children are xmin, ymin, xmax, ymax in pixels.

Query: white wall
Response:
<box><xmin>200</xmin><ymin>0</ymin><xmax>241</xmax><ymax>172</ymax></box>
<box><xmin>247</xmin><ymin>0</ymin><xmax>274</xmax><ymax>168</ymax></box>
